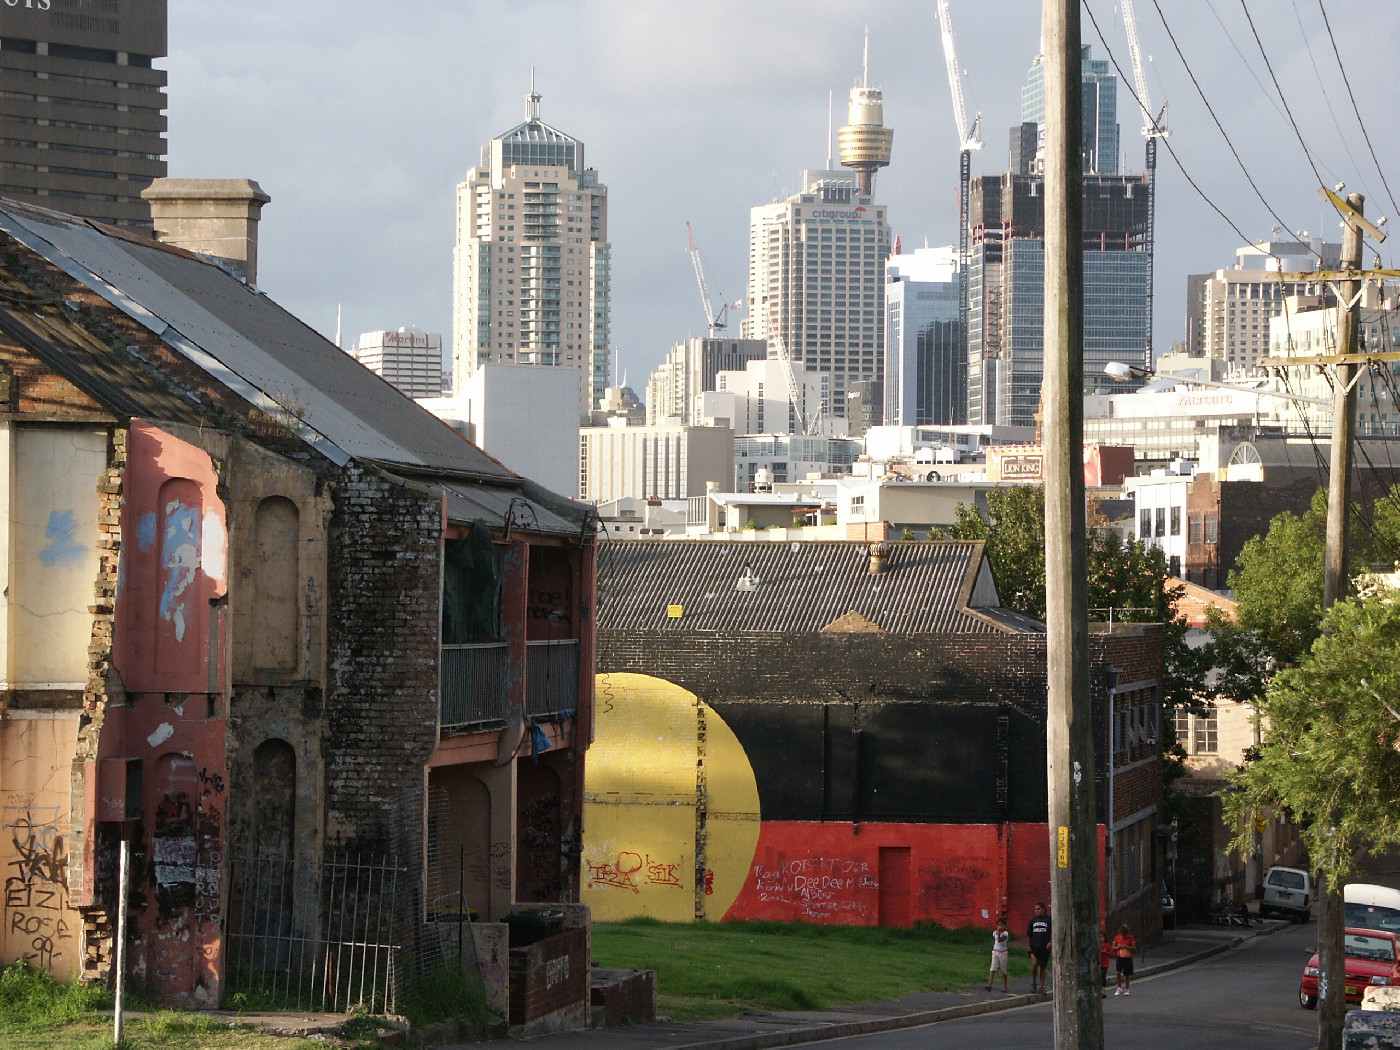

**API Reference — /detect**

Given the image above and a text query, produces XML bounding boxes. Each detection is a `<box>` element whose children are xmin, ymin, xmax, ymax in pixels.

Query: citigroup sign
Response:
<box><xmin>809</xmin><ymin>206</ymin><xmax>868</xmax><ymax>221</ymax></box>
<box><xmin>4</xmin><ymin>0</ymin><xmax>52</xmax><ymax>7</ymax></box>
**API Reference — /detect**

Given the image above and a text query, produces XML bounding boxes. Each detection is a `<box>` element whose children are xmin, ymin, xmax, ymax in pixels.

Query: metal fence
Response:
<box><xmin>525</xmin><ymin>639</ymin><xmax>579</xmax><ymax>719</ymax></box>
<box><xmin>441</xmin><ymin>642</ymin><xmax>510</xmax><ymax>728</ymax></box>
<box><xmin>225</xmin><ymin>852</ymin><xmax>405</xmax><ymax>1014</ymax></box>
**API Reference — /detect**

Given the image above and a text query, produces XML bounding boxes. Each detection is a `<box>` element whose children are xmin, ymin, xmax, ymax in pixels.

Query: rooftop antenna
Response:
<box><xmin>826</xmin><ymin>90</ymin><xmax>834</xmax><ymax>169</ymax></box>
<box><xmin>526</xmin><ymin>66</ymin><xmax>541</xmax><ymax>121</ymax></box>
<box><xmin>335</xmin><ymin>303</ymin><xmax>342</xmax><ymax>350</ymax></box>
<box><xmin>862</xmin><ymin>25</ymin><xmax>870</xmax><ymax>88</ymax></box>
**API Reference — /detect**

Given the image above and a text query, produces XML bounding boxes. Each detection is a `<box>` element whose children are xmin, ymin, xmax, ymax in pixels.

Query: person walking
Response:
<box><xmin>1112</xmin><ymin>923</ymin><xmax>1138</xmax><ymax>995</ymax></box>
<box><xmin>987</xmin><ymin>916</ymin><xmax>1011</xmax><ymax>992</ymax></box>
<box><xmin>1026</xmin><ymin>901</ymin><xmax>1052</xmax><ymax>993</ymax></box>
<box><xmin>1099</xmin><ymin>930</ymin><xmax>1113</xmax><ymax>998</ymax></box>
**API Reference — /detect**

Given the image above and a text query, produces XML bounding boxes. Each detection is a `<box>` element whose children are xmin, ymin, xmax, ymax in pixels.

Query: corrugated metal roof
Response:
<box><xmin>0</xmin><ymin>202</ymin><xmax>516</xmax><ymax>479</ymax></box>
<box><xmin>597</xmin><ymin>540</ymin><xmax>1044</xmax><ymax>634</ymax></box>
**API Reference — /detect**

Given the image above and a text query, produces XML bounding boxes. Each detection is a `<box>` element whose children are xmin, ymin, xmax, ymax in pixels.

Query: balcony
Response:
<box><xmin>525</xmin><ymin>639</ymin><xmax>579</xmax><ymax>720</ymax></box>
<box><xmin>440</xmin><ymin>642</ymin><xmax>509</xmax><ymax>728</ymax></box>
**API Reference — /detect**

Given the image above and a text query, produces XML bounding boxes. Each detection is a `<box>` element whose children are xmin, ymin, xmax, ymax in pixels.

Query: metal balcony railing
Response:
<box><xmin>440</xmin><ymin>642</ymin><xmax>510</xmax><ymax>729</ymax></box>
<box><xmin>525</xmin><ymin>639</ymin><xmax>579</xmax><ymax>720</ymax></box>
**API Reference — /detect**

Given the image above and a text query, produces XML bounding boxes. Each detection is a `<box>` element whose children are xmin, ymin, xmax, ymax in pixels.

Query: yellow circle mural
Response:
<box><xmin>583</xmin><ymin>673</ymin><xmax>760</xmax><ymax>922</ymax></box>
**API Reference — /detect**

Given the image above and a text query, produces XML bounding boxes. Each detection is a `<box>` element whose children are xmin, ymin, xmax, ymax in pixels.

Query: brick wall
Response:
<box><xmin>508</xmin><ymin>927</ymin><xmax>588</xmax><ymax>1030</ymax></box>
<box><xmin>324</xmin><ymin>463</ymin><xmax>442</xmax><ymax>855</ymax></box>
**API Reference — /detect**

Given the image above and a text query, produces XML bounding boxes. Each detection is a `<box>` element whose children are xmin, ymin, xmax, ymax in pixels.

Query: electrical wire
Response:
<box><xmin>1315</xmin><ymin>0</ymin><xmax>1400</xmax><ymax>226</ymax></box>
<box><xmin>1288</xmin><ymin>0</ymin><xmax>1363</xmax><ymax>189</ymax></box>
<box><xmin>1082</xmin><ymin>2</ymin><xmax>1265</xmax><ymax>254</ymax></box>
<box><xmin>1235</xmin><ymin>0</ymin><xmax>1329</xmax><ymax>193</ymax></box>
<box><xmin>1138</xmin><ymin>0</ymin><xmax>1320</xmax><ymax>262</ymax></box>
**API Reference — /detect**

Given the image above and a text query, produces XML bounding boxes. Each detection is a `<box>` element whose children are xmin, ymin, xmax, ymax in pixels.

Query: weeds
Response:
<box><xmin>0</xmin><ymin>959</ymin><xmax>110</xmax><ymax>1031</ymax></box>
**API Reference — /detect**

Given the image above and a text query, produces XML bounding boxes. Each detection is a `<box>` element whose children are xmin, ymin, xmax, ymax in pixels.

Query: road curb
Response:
<box><xmin>664</xmin><ymin>924</ymin><xmax>1292</xmax><ymax>1050</ymax></box>
<box><xmin>666</xmin><ymin>994</ymin><xmax>1047</xmax><ymax>1050</ymax></box>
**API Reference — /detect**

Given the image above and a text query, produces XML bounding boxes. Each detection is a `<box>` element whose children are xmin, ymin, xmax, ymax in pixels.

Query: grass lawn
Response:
<box><xmin>0</xmin><ymin>960</ymin><xmax>410</xmax><ymax>1050</ymax></box>
<box><xmin>590</xmin><ymin>918</ymin><xmax>1030</xmax><ymax>1021</ymax></box>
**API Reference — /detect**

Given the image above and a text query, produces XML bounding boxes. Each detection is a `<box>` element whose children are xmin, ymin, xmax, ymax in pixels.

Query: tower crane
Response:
<box><xmin>935</xmin><ymin>0</ymin><xmax>982</xmax><ymax>408</ymax></box>
<box><xmin>685</xmin><ymin>222</ymin><xmax>727</xmax><ymax>337</ymax></box>
<box><xmin>766</xmin><ymin>302</ymin><xmax>822</xmax><ymax>437</ymax></box>
<box><xmin>1122</xmin><ymin>0</ymin><xmax>1169</xmax><ymax>370</ymax></box>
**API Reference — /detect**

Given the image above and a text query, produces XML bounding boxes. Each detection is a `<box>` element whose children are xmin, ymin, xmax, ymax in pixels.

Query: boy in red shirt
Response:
<box><xmin>1112</xmin><ymin>924</ymin><xmax>1138</xmax><ymax>995</ymax></box>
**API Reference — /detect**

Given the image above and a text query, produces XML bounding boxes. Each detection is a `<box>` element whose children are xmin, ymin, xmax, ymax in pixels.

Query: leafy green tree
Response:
<box><xmin>1224</xmin><ymin>593</ymin><xmax>1400</xmax><ymax>883</ymax></box>
<box><xmin>938</xmin><ymin>485</ymin><xmax>1204</xmax><ymax>710</ymax></box>
<box><xmin>898</xmin><ymin>525</ymin><xmax>919</xmax><ymax>541</ymax></box>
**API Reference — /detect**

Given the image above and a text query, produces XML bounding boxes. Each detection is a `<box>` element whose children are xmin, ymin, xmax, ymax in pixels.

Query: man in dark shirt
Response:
<box><xmin>1027</xmin><ymin>901</ymin><xmax>1052</xmax><ymax>993</ymax></box>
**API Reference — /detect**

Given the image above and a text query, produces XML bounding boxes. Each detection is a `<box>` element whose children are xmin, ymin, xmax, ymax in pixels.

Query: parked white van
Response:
<box><xmin>1260</xmin><ymin>866</ymin><xmax>1313</xmax><ymax>921</ymax></box>
<box><xmin>1345</xmin><ymin>883</ymin><xmax>1400</xmax><ymax>934</ymax></box>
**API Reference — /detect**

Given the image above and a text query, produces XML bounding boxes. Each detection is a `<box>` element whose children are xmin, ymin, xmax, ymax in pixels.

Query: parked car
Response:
<box><xmin>1262</xmin><ymin>865</ymin><xmax>1313</xmax><ymax>922</ymax></box>
<box><xmin>1345</xmin><ymin>884</ymin><xmax>1400</xmax><ymax>934</ymax></box>
<box><xmin>1299</xmin><ymin>928</ymin><xmax>1400</xmax><ymax>1009</ymax></box>
<box><xmin>1161</xmin><ymin>891</ymin><xmax>1176</xmax><ymax>930</ymax></box>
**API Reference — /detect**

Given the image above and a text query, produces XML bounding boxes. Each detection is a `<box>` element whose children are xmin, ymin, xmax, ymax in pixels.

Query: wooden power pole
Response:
<box><xmin>1317</xmin><ymin>193</ymin><xmax>1365</xmax><ymax>1050</ymax></box>
<box><xmin>1043</xmin><ymin>2</ymin><xmax>1103</xmax><ymax>1047</ymax></box>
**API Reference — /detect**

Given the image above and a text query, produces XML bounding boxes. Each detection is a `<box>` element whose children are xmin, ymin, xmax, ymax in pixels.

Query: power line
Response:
<box><xmin>1235</xmin><ymin>0</ymin><xmax>1327</xmax><ymax>191</ymax></box>
<box><xmin>1315</xmin><ymin>0</ymin><xmax>1400</xmax><ymax>225</ymax></box>
<box><xmin>1139</xmin><ymin>0</ymin><xmax>1320</xmax><ymax>261</ymax></box>
<box><xmin>1288</xmin><ymin>0</ymin><xmax>1361</xmax><ymax>188</ymax></box>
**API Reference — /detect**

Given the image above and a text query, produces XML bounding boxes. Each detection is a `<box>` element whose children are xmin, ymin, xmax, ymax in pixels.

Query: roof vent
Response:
<box><xmin>736</xmin><ymin>566</ymin><xmax>761</xmax><ymax>592</ymax></box>
<box><xmin>868</xmin><ymin>542</ymin><xmax>891</xmax><ymax>575</ymax></box>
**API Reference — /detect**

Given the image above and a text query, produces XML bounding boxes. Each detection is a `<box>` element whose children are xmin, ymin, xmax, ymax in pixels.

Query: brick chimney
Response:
<box><xmin>140</xmin><ymin>178</ymin><xmax>271</xmax><ymax>286</ymax></box>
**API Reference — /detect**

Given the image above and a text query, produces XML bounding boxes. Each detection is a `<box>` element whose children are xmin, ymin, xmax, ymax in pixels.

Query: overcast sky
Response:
<box><xmin>167</xmin><ymin>1</ymin><xmax>1400</xmax><ymax>390</ymax></box>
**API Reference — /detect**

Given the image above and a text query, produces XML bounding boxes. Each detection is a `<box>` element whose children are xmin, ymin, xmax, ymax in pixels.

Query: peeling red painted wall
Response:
<box><xmin>96</xmin><ymin>421</ymin><xmax>230</xmax><ymax>1006</ymax></box>
<box><xmin>725</xmin><ymin>821</ymin><xmax>1108</xmax><ymax>931</ymax></box>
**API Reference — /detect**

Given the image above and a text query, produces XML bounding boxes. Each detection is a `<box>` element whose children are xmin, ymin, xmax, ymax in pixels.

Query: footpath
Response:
<box><xmin>473</xmin><ymin>919</ymin><xmax>1290</xmax><ymax>1050</ymax></box>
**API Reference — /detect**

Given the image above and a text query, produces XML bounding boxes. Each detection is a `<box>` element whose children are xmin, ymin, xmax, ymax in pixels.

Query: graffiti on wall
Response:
<box><xmin>752</xmin><ymin>856</ymin><xmax>877</xmax><ymax>920</ymax></box>
<box><xmin>584</xmin><ymin>851</ymin><xmax>688</xmax><ymax>894</ymax></box>
<box><xmin>3</xmin><ymin>807</ymin><xmax>71</xmax><ymax>971</ymax></box>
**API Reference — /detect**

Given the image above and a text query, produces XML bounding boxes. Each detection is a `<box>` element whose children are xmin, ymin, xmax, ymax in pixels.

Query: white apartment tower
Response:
<box><xmin>742</xmin><ymin>168</ymin><xmax>892</xmax><ymax>419</ymax></box>
<box><xmin>1185</xmin><ymin>239</ymin><xmax>1338</xmax><ymax>374</ymax></box>
<box><xmin>452</xmin><ymin>87</ymin><xmax>610</xmax><ymax>415</ymax></box>
<box><xmin>353</xmin><ymin>327</ymin><xmax>444</xmax><ymax>399</ymax></box>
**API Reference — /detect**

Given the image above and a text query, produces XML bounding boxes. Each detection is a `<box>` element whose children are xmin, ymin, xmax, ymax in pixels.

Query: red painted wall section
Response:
<box><xmin>114</xmin><ymin>420</ymin><xmax>228</xmax><ymax>692</ymax></box>
<box><xmin>98</xmin><ymin>421</ymin><xmax>230</xmax><ymax>1006</ymax></box>
<box><xmin>725</xmin><ymin>822</ymin><xmax>1109</xmax><ymax>930</ymax></box>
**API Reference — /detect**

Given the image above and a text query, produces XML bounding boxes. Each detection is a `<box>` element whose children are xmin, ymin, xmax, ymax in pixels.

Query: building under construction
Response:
<box><xmin>965</xmin><ymin>43</ymin><xmax>1153</xmax><ymax>429</ymax></box>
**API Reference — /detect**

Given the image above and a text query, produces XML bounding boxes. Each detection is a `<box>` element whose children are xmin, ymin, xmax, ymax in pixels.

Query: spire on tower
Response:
<box><xmin>526</xmin><ymin>67</ymin><xmax>541</xmax><ymax>122</ymax></box>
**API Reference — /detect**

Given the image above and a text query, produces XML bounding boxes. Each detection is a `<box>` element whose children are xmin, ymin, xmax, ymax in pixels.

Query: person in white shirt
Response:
<box><xmin>987</xmin><ymin>916</ymin><xmax>1011</xmax><ymax>992</ymax></box>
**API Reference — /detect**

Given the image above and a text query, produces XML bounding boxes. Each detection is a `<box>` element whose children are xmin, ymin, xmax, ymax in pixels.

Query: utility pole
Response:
<box><xmin>1317</xmin><ymin>192</ymin><xmax>1364</xmax><ymax>1050</ymax></box>
<box><xmin>1043</xmin><ymin>2</ymin><xmax>1102</xmax><ymax>1047</ymax></box>
<box><xmin>1258</xmin><ymin>188</ymin><xmax>1381</xmax><ymax>1050</ymax></box>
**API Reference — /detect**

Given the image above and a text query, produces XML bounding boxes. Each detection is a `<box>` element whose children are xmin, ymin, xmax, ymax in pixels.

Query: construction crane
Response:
<box><xmin>685</xmin><ymin>221</ymin><xmax>727</xmax><ymax>337</ymax></box>
<box><xmin>1122</xmin><ymin>0</ymin><xmax>1169</xmax><ymax>370</ymax></box>
<box><xmin>766</xmin><ymin>301</ymin><xmax>822</xmax><ymax>437</ymax></box>
<box><xmin>935</xmin><ymin>0</ymin><xmax>982</xmax><ymax>404</ymax></box>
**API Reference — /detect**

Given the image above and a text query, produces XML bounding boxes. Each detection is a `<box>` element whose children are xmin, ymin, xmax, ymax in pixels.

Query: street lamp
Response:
<box><xmin>1102</xmin><ymin>361</ymin><xmax>1333</xmax><ymax>407</ymax></box>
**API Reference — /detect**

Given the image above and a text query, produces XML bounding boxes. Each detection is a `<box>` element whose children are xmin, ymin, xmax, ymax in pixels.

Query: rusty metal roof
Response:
<box><xmin>0</xmin><ymin>201</ymin><xmax>515</xmax><ymax>479</ymax></box>
<box><xmin>597</xmin><ymin>539</ymin><xmax>1044</xmax><ymax>634</ymax></box>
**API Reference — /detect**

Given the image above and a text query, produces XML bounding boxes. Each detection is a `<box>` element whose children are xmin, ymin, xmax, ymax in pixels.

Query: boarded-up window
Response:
<box><xmin>252</xmin><ymin>496</ymin><xmax>299</xmax><ymax>672</ymax></box>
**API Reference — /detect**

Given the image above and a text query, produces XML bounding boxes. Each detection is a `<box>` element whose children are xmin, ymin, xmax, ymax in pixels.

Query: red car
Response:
<box><xmin>1300</xmin><ymin>928</ymin><xmax>1400</xmax><ymax>1009</ymax></box>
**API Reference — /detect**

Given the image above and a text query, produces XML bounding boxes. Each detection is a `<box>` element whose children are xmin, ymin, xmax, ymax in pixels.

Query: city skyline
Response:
<box><xmin>166</xmin><ymin>1</ymin><xmax>1400</xmax><ymax>396</ymax></box>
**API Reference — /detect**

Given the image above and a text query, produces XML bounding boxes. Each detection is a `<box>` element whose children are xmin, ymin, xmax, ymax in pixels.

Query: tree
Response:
<box><xmin>939</xmin><ymin>485</ymin><xmax>1204</xmax><ymax>710</ymax></box>
<box><xmin>1224</xmin><ymin>593</ymin><xmax>1400</xmax><ymax>885</ymax></box>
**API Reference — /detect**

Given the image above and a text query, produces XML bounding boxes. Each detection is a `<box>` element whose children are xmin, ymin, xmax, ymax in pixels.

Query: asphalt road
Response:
<box><xmin>798</xmin><ymin>922</ymin><xmax>1321</xmax><ymax>1049</ymax></box>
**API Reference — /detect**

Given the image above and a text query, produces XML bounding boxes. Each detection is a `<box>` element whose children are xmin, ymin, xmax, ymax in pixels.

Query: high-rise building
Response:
<box><xmin>884</xmin><ymin>246</ymin><xmax>962</xmax><ymax>427</ymax></box>
<box><xmin>0</xmin><ymin>1</ymin><xmax>168</xmax><ymax>231</ymax></box>
<box><xmin>352</xmin><ymin>327</ymin><xmax>444</xmax><ymax>399</ymax></box>
<box><xmin>967</xmin><ymin>172</ymin><xmax>1151</xmax><ymax>427</ymax></box>
<box><xmin>645</xmin><ymin>336</ymin><xmax>768</xmax><ymax>425</ymax></box>
<box><xmin>742</xmin><ymin>169</ymin><xmax>892</xmax><ymax>419</ymax></box>
<box><xmin>1017</xmin><ymin>46</ymin><xmax>1120</xmax><ymax>176</ymax></box>
<box><xmin>966</xmin><ymin>51</ymin><xmax>1151</xmax><ymax>428</ymax></box>
<box><xmin>452</xmin><ymin>87</ymin><xmax>610</xmax><ymax>416</ymax></box>
<box><xmin>1185</xmin><ymin>239</ymin><xmax>1337</xmax><ymax>373</ymax></box>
